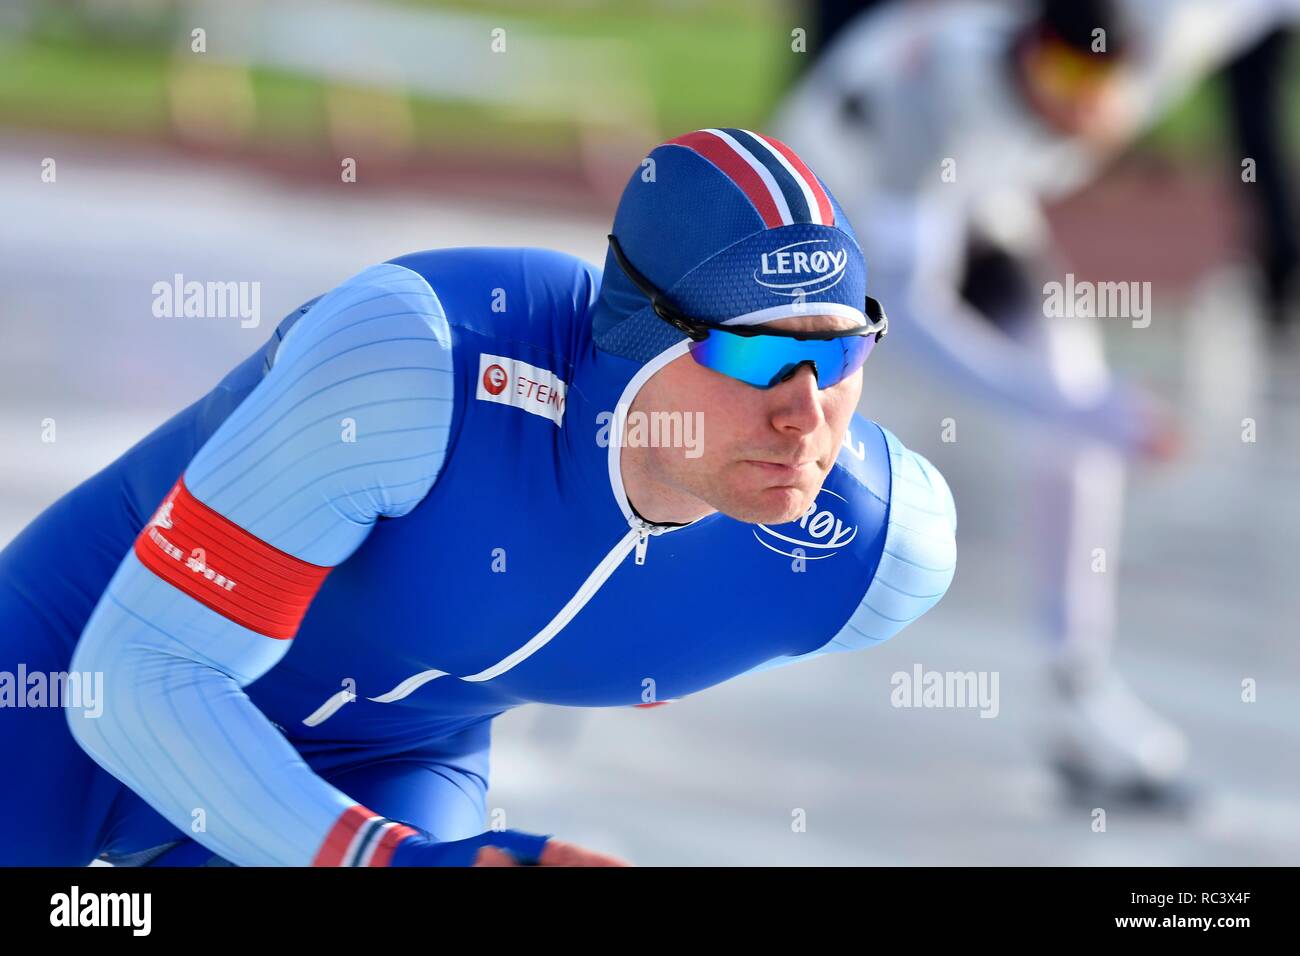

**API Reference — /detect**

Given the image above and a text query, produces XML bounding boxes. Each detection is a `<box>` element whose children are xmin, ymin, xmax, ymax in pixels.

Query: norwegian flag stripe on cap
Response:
<box><xmin>664</xmin><ymin>128</ymin><xmax>835</xmax><ymax>229</ymax></box>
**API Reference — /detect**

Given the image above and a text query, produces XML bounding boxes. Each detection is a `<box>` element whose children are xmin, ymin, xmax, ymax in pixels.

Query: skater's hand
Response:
<box><xmin>473</xmin><ymin>839</ymin><xmax>631</xmax><ymax>867</ymax></box>
<box><xmin>1133</xmin><ymin>394</ymin><xmax>1183</xmax><ymax>464</ymax></box>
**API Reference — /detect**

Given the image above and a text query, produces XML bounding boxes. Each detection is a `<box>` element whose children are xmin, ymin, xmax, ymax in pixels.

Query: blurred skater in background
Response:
<box><xmin>774</xmin><ymin>0</ymin><xmax>1299</xmax><ymax>805</ymax></box>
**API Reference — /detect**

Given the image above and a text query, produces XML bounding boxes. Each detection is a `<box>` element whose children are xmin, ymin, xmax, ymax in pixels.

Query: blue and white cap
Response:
<box><xmin>592</xmin><ymin>128</ymin><xmax>867</xmax><ymax>363</ymax></box>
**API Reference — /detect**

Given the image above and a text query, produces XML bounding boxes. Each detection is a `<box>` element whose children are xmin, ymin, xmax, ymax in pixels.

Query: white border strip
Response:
<box><xmin>717</xmin><ymin>302</ymin><xmax>866</xmax><ymax>328</ymax></box>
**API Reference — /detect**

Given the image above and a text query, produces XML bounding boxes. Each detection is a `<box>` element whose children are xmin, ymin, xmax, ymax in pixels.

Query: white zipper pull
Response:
<box><xmin>629</xmin><ymin>513</ymin><xmax>692</xmax><ymax>567</ymax></box>
<box><xmin>634</xmin><ymin>523</ymin><xmax>650</xmax><ymax>565</ymax></box>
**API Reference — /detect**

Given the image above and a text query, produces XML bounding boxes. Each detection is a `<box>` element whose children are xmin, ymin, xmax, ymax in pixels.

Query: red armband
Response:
<box><xmin>133</xmin><ymin>476</ymin><xmax>331</xmax><ymax>639</ymax></box>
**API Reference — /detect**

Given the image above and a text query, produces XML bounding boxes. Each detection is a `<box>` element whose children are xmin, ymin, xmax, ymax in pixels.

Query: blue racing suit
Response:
<box><xmin>0</xmin><ymin>247</ymin><xmax>956</xmax><ymax>865</ymax></box>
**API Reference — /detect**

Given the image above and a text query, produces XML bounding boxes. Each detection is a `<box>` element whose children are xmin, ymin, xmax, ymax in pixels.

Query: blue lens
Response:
<box><xmin>689</xmin><ymin>330</ymin><xmax>875</xmax><ymax>388</ymax></box>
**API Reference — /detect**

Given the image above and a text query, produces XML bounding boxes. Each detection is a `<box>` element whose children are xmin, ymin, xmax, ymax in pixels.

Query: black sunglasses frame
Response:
<box><xmin>606</xmin><ymin>234</ymin><xmax>888</xmax><ymax>344</ymax></box>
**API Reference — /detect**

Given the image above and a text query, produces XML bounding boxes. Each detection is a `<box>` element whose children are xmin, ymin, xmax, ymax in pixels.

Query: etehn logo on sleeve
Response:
<box><xmin>50</xmin><ymin>886</ymin><xmax>151</xmax><ymax>936</ymax></box>
<box><xmin>476</xmin><ymin>353</ymin><xmax>567</xmax><ymax>427</ymax></box>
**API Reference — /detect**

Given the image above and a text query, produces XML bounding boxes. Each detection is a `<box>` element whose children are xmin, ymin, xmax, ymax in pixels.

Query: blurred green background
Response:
<box><xmin>2</xmin><ymin>0</ymin><xmax>1295</xmax><ymax>169</ymax></box>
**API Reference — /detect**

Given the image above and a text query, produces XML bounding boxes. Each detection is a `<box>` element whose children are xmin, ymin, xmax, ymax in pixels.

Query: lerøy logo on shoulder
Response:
<box><xmin>754</xmin><ymin>239</ymin><xmax>848</xmax><ymax>297</ymax></box>
<box><xmin>754</xmin><ymin>488</ymin><xmax>857</xmax><ymax>560</ymax></box>
<box><xmin>476</xmin><ymin>353</ymin><xmax>567</xmax><ymax>427</ymax></box>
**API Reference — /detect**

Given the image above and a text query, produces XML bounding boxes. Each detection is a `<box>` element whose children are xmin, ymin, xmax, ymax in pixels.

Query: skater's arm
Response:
<box><xmin>867</xmin><ymin>192</ymin><xmax>1152</xmax><ymax>451</ymax></box>
<box><xmin>66</xmin><ymin>264</ymin><xmax>547</xmax><ymax>866</ymax></box>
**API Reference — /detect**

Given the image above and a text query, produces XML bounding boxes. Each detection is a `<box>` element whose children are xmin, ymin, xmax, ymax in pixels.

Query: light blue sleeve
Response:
<box><xmin>66</xmin><ymin>263</ymin><xmax>455</xmax><ymax>866</ymax></box>
<box><xmin>738</xmin><ymin>426</ymin><xmax>957</xmax><ymax>679</ymax></box>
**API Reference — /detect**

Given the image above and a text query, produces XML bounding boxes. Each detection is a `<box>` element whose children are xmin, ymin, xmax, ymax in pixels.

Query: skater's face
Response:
<box><xmin>1020</xmin><ymin>35</ymin><xmax>1132</xmax><ymax>145</ymax></box>
<box><xmin>628</xmin><ymin>312</ymin><xmax>863</xmax><ymax>526</ymax></box>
